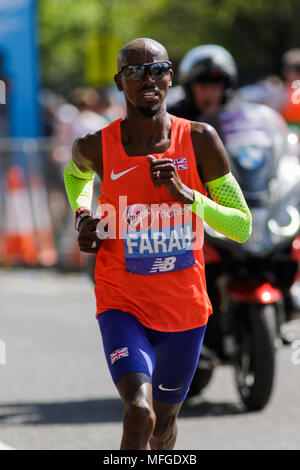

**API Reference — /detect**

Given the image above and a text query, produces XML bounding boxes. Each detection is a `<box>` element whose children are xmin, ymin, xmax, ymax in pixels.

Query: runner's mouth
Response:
<box><xmin>140</xmin><ymin>89</ymin><xmax>160</xmax><ymax>101</ymax></box>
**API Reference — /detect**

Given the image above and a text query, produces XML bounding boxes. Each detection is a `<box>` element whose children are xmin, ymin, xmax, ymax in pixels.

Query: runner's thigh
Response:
<box><xmin>150</xmin><ymin>324</ymin><xmax>207</xmax><ymax>404</ymax></box>
<box><xmin>98</xmin><ymin>309</ymin><xmax>156</xmax><ymax>386</ymax></box>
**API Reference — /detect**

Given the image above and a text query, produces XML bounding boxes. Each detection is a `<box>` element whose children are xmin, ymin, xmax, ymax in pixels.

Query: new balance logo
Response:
<box><xmin>150</xmin><ymin>257</ymin><xmax>176</xmax><ymax>273</ymax></box>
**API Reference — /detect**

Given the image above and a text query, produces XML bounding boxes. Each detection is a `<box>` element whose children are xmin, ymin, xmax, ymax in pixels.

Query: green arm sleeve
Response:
<box><xmin>189</xmin><ymin>172</ymin><xmax>252</xmax><ymax>243</ymax></box>
<box><xmin>64</xmin><ymin>158</ymin><xmax>95</xmax><ymax>213</ymax></box>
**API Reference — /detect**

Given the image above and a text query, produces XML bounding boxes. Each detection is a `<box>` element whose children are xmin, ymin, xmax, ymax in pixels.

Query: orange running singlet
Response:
<box><xmin>94</xmin><ymin>115</ymin><xmax>213</xmax><ymax>332</ymax></box>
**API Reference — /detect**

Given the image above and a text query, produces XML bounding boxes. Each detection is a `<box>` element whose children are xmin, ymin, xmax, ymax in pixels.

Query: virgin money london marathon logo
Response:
<box><xmin>125</xmin><ymin>203</ymin><xmax>154</xmax><ymax>230</ymax></box>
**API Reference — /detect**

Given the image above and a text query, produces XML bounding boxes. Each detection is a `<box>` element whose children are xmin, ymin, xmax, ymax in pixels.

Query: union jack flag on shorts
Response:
<box><xmin>110</xmin><ymin>347</ymin><xmax>129</xmax><ymax>364</ymax></box>
<box><xmin>173</xmin><ymin>158</ymin><xmax>188</xmax><ymax>170</ymax></box>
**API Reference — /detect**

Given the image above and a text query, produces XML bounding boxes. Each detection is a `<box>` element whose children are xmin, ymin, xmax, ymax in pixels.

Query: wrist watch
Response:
<box><xmin>75</xmin><ymin>208</ymin><xmax>93</xmax><ymax>231</ymax></box>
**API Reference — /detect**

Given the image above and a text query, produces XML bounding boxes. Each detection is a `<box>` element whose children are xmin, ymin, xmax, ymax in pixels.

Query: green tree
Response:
<box><xmin>39</xmin><ymin>0</ymin><xmax>300</xmax><ymax>94</ymax></box>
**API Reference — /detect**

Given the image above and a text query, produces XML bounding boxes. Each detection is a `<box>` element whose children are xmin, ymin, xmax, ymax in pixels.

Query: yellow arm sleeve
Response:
<box><xmin>64</xmin><ymin>158</ymin><xmax>95</xmax><ymax>213</ymax></box>
<box><xmin>189</xmin><ymin>172</ymin><xmax>252</xmax><ymax>243</ymax></box>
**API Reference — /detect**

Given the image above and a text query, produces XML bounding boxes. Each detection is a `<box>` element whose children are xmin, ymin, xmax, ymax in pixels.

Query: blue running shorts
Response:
<box><xmin>97</xmin><ymin>309</ymin><xmax>207</xmax><ymax>404</ymax></box>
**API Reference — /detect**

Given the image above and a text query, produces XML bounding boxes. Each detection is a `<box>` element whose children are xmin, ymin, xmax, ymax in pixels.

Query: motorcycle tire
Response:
<box><xmin>234</xmin><ymin>304</ymin><xmax>276</xmax><ymax>411</ymax></box>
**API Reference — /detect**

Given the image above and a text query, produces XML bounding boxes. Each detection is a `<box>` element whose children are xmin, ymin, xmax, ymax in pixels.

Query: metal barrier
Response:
<box><xmin>0</xmin><ymin>137</ymin><xmax>100</xmax><ymax>269</ymax></box>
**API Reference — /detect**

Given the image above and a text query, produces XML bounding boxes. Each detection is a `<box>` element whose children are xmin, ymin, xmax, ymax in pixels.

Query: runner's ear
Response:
<box><xmin>114</xmin><ymin>73</ymin><xmax>123</xmax><ymax>91</ymax></box>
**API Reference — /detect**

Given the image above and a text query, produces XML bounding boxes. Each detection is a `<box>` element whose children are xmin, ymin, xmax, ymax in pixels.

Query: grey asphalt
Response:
<box><xmin>0</xmin><ymin>268</ymin><xmax>299</xmax><ymax>450</ymax></box>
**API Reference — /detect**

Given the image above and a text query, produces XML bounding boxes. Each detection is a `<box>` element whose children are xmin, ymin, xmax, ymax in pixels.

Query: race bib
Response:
<box><xmin>123</xmin><ymin>202</ymin><xmax>202</xmax><ymax>275</ymax></box>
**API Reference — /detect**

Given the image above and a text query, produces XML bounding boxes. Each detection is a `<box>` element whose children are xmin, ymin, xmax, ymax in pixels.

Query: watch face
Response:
<box><xmin>75</xmin><ymin>211</ymin><xmax>91</xmax><ymax>230</ymax></box>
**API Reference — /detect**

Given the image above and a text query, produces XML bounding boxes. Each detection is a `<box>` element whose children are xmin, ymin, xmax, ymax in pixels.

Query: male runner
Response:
<box><xmin>64</xmin><ymin>38</ymin><xmax>252</xmax><ymax>450</ymax></box>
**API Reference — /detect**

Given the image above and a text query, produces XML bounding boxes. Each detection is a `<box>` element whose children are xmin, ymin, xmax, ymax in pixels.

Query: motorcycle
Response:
<box><xmin>188</xmin><ymin>101</ymin><xmax>300</xmax><ymax>411</ymax></box>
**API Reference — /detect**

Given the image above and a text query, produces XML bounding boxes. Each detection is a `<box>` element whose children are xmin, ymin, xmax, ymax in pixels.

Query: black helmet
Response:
<box><xmin>179</xmin><ymin>44</ymin><xmax>238</xmax><ymax>90</ymax></box>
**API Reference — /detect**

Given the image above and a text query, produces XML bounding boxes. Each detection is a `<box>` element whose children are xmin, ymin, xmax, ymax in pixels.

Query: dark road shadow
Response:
<box><xmin>0</xmin><ymin>396</ymin><xmax>245</xmax><ymax>426</ymax></box>
<box><xmin>180</xmin><ymin>399</ymin><xmax>245</xmax><ymax>418</ymax></box>
<box><xmin>0</xmin><ymin>398</ymin><xmax>123</xmax><ymax>425</ymax></box>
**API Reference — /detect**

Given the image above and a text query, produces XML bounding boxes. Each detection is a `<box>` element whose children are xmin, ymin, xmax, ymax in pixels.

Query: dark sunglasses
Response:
<box><xmin>118</xmin><ymin>61</ymin><xmax>172</xmax><ymax>81</ymax></box>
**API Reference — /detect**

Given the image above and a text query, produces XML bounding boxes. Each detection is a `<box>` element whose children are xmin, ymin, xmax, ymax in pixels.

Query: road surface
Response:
<box><xmin>0</xmin><ymin>268</ymin><xmax>299</xmax><ymax>450</ymax></box>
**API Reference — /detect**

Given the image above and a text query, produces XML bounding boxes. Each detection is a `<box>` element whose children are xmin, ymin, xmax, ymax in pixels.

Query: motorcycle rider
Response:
<box><xmin>168</xmin><ymin>44</ymin><xmax>298</xmax><ymax>335</ymax></box>
<box><xmin>167</xmin><ymin>44</ymin><xmax>288</xmax><ymax>139</ymax></box>
<box><xmin>168</xmin><ymin>44</ymin><xmax>238</xmax><ymax>124</ymax></box>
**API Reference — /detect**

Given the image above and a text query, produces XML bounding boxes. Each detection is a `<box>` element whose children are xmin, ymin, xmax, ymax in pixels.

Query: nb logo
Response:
<box><xmin>150</xmin><ymin>257</ymin><xmax>176</xmax><ymax>273</ymax></box>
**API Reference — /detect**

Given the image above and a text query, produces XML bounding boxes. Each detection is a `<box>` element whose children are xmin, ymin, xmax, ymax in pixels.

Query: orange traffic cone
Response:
<box><xmin>29</xmin><ymin>173</ymin><xmax>58</xmax><ymax>267</ymax></box>
<box><xmin>1</xmin><ymin>165</ymin><xmax>38</xmax><ymax>266</ymax></box>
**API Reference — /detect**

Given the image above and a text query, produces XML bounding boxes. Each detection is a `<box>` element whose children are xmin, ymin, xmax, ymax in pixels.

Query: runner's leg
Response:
<box><xmin>98</xmin><ymin>310</ymin><xmax>156</xmax><ymax>450</ymax></box>
<box><xmin>149</xmin><ymin>323</ymin><xmax>207</xmax><ymax>449</ymax></box>
<box><xmin>117</xmin><ymin>372</ymin><xmax>156</xmax><ymax>450</ymax></box>
<box><xmin>150</xmin><ymin>399</ymin><xmax>182</xmax><ymax>450</ymax></box>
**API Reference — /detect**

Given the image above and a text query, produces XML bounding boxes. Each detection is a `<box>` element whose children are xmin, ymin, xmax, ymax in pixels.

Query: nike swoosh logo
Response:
<box><xmin>158</xmin><ymin>384</ymin><xmax>182</xmax><ymax>392</ymax></box>
<box><xmin>111</xmin><ymin>166</ymin><xmax>138</xmax><ymax>180</ymax></box>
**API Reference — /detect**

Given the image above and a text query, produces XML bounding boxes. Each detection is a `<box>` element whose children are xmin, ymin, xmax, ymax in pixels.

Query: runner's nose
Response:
<box><xmin>142</xmin><ymin>69</ymin><xmax>156</xmax><ymax>84</ymax></box>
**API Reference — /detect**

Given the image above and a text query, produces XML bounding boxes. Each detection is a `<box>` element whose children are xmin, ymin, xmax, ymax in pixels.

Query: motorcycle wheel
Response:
<box><xmin>234</xmin><ymin>304</ymin><xmax>276</xmax><ymax>411</ymax></box>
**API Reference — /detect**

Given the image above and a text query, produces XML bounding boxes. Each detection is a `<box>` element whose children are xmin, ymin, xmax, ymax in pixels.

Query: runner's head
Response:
<box><xmin>114</xmin><ymin>38</ymin><xmax>173</xmax><ymax>117</ymax></box>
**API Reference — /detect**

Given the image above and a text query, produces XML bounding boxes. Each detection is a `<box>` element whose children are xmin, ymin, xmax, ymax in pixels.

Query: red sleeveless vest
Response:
<box><xmin>94</xmin><ymin>115</ymin><xmax>212</xmax><ymax>331</ymax></box>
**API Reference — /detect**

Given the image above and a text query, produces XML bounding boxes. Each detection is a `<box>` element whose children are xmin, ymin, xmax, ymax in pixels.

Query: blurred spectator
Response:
<box><xmin>282</xmin><ymin>49</ymin><xmax>300</xmax><ymax>85</ymax></box>
<box><xmin>39</xmin><ymin>89</ymin><xmax>66</xmax><ymax>137</ymax></box>
<box><xmin>51</xmin><ymin>87</ymin><xmax>109</xmax><ymax>166</ymax></box>
<box><xmin>237</xmin><ymin>48</ymin><xmax>300</xmax><ymax>129</ymax></box>
<box><xmin>280</xmin><ymin>48</ymin><xmax>300</xmax><ymax>127</ymax></box>
<box><xmin>54</xmin><ymin>87</ymin><xmax>109</xmax><ymax>145</ymax></box>
<box><xmin>237</xmin><ymin>75</ymin><xmax>285</xmax><ymax>111</ymax></box>
<box><xmin>96</xmin><ymin>86</ymin><xmax>126</xmax><ymax>122</ymax></box>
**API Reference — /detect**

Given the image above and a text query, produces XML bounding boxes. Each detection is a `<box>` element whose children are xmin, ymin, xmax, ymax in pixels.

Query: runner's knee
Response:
<box><xmin>123</xmin><ymin>401</ymin><xmax>156</xmax><ymax>434</ymax></box>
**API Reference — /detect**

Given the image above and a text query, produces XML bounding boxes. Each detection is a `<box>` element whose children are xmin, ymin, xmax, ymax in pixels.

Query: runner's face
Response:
<box><xmin>190</xmin><ymin>81</ymin><xmax>225</xmax><ymax>114</ymax></box>
<box><xmin>115</xmin><ymin>48</ymin><xmax>173</xmax><ymax>117</ymax></box>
